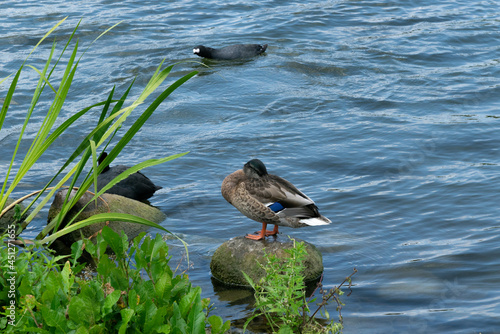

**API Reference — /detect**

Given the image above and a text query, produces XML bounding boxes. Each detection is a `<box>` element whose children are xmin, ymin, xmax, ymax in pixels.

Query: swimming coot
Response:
<box><xmin>193</xmin><ymin>44</ymin><xmax>268</xmax><ymax>60</ymax></box>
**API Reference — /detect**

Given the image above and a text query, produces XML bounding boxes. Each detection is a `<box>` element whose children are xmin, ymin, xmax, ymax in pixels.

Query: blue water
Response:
<box><xmin>1</xmin><ymin>1</ymin><xmax>499</xmax><ymax>332</ymax></box>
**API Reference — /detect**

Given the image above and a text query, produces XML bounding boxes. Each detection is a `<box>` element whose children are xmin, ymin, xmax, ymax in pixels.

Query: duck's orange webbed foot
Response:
<box><xmin>265</xmin><ymin>225</ymin><xmax>279</xmax><ymax>236</ymax></box>
<box><xmin>245</xmin><ymin>223</ymin><xmax>279</xmax><ymax>240</ymax></box>
<box><xmin>245</xmin><ymin>233</ymin><xmax>265</xmax><ymax>240</ymax></box>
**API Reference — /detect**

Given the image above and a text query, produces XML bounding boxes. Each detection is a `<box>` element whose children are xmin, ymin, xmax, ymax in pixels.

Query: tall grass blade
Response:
<box><xmin>0</xmin><ymin>43</ymin><xmax>56</xmax><ymax>209</ymax></box>
<box><xmin>90</xmin><ymin>140</ymin><xmax>99</xmax><ymax>207</ymax></box>
<box><xmin>0</xmin><ymin>73</ymin><xmax>12</xmax><ymax>86</ymax></box>
<box><xmin>0</xmin><ymin>70</ymin><xmax>22</xmax><ymax>201</ymax></box>
<box><xmin>2</xmin><ymin>42</ymin><xmax>56</xmax><ymax>199</ymax></box>
<box><xmin>2</xmin><ymin>19</ymin><xmax>195</xmax><ymax>252</ymax></box>
<box><xmin>40</xmin><ymin>213</ymin><xmax>174</xmax><ymax>244</ymax></box>
<box><xmin>0</xmin><ymin>70</ymin><xmax>21</xmax><ymax>132</ymax></box>
<box><xmin>37</xmin><ymin>152</ymin><xmax>188</xmax><ymax>240</ymax></box>
<box><xmin>27</xmin><ymin>17</ymin><xmax>68</xmax><ymax>60</ymax></box>
<box><xmin>25</xmin><ymin>65</ymin><xmax>58</xmax><ymax>94</ymax></box>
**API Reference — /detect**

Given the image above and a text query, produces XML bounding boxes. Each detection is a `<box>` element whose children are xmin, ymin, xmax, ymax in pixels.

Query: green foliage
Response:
<box><xmin>0</xmin><ymin>228</ymin><xmax>230</xmax><ymax>333</ymax></box>
<box><xmin>0</xmin><ymin>17</ymin><xmax>230</xmax><ymax>334</ymax></box>
<box><xmin>243</xmin><ymin>238</ymin><xmax>356</xmax><ymax>334</ymax></box>
<box><xmin>0</xmin><ymin>18</ymin><xmax>196</xmax><ymax>244</ymax></box>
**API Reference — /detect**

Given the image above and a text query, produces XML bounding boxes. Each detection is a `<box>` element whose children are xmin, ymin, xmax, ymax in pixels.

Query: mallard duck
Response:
<box><xmin>221</xmin><ymin>159</ymin><xmax>331</xmax><ymax>240</ymax></box>
<box><xmin>96</xmin><ymin>152</ymin><xmax>161</xmax><ymax>201</ymax></box>
<box><xmin>193</xmin><ymin>44</ymin><xmax>268</xmax><ymax>60</ymax></box>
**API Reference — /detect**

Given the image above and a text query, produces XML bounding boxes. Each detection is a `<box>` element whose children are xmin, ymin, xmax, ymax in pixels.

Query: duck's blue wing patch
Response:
<box><xmin>268</xmin><ymin>202</ymin><xmax>285</xmax><ymax>213</ymax></box>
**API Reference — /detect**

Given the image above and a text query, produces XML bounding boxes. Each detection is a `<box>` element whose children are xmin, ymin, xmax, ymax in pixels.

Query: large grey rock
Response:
<box><xmin>47</xmin><ymin>189</ymin><xmax>166</xmax><ymax>248</ymax></box>
<box><xmin>210</xmin><ymin>235</ymin><xmax>323</xmax><ymax>287</ymax></box>
<box><xmin>0</xmin><ymin>197</ymin><xmax>27</xmax><ymax>235</ymax></box>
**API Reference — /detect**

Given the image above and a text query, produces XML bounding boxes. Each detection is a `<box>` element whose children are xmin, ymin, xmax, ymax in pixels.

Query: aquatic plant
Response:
<box><xmin>243</xmin><ymin>238</ymin><xmax>356</xmax><ymax>333</ymax></box>
<box><xmin>0</xmin><ymin>228</ymin><xmax>230</xmax><ymax>333</ymax></box>
<box><xmin>0</xmin><ymin>17</ymin><xmax>195</xmax><ymax>243</ymax></box>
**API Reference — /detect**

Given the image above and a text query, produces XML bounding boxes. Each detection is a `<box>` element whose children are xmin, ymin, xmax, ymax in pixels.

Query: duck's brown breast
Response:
<box><xmin>221</xmin><ymin>169</ymin><xmax>245</xmax><ymax>203</ymax></box>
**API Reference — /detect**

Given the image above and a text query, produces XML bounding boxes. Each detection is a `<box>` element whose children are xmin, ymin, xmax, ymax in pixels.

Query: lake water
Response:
<box><xmin>1</xmin><ymin>0</ymin><xmax>499</xmax><ymax>333</ymax></box>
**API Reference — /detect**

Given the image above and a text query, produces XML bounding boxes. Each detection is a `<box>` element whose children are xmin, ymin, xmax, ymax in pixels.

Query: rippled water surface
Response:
<box><xmin>1</xmin><ymin>0</ymin><xmax>499</xmax><ymax>332</ymax></box>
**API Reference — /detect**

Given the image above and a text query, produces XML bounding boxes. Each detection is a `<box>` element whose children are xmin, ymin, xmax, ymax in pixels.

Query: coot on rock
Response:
<box><xmin>221</xmin><ymin>159</ymin><xmax>331</xmax><ymax>240</ymax></box>
<box><xmin>96</xmin><ymin>153</ymin><xmax>161</xmax><ymax>202</ymax></box>
<box><xmin>193</xmin><ymin>44</ymin><xmax>268</xmax><ymax>60</ymax></box>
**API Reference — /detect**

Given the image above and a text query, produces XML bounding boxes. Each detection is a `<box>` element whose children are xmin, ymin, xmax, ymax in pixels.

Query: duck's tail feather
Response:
<box><xmin>301</xmin><ymin>216</ymin><xmax>331</xmax><ymax>226</ymax></box>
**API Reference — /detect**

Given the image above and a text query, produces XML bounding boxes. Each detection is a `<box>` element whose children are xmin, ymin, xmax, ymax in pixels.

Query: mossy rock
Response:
<box><xmin>0</xmin><ymin>197</ymin><xmax>28</xmax><ymax>236</ymax></box>
<box><xmin>210</xmin><ymin>235</ymin><xmax>323</xmax><ymax>287</ymax></box>
<box><xmin>47</xmin><ymin>189</ymin><xmax>166</xmax><ymax>250</ymax></box>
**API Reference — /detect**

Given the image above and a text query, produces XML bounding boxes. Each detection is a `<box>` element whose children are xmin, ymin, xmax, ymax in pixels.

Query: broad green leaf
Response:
<box><xmin>101</xmin><ymin>225</ymin><xmax>126</xmax><ymax>258</ymax></box>
<box><xmin>110</xmin><ymin>267</ymin><xmax>129</xmax><ymax>291</ymax></box>
<box><xmin>119</xmin><ymin>309</ymin><xmax>135</xmax><ymax>334</ymax></box>
<box><xmin>60</xmin><ymin>261</ymin><xmax>72</xmax><ymax>294</ymax></box>
<box><xmin>70</xmin><ymin>239</ymin><xmax>84</xmax><ymax>265</ymax></box>
<box><xmin>178</xmin><ymin>288</ymin><xmax>199</xmax><ymax>318</ymax></box>
<box><xmin>242</xmin><ymin>271</ymin><xmax>256</xmax><ymax>289</ymax></box>
<box><xmin>187</xmin><ymin>293</ymin><xmax>205</xmax><ymax>334</ymax></box>
<box><xmin>207</xmin><ymin>315</ymin><xmax>222</xmax><ymax>332</ymax></box>
<box><xmin>75</xmin><ymin>326</ymin><xmax>90</xmax><ymax>334</ymax></box>
<box><xmin>40</xmin><ymin>304</ymin><xmax>66</xmax><ymax>328</ymax></box>
<box><xmin>144</xmin><ymin>304</ymin><xmax>168</xmax><ymax>333</ymax></box>
<box><xmin>154</xmin><ymin>273</ymin><xmax>171</xmax><ymax>299</ymax></box>
<box><xmin>68</xmin><ymin>286</ymin><xmax>101</xmax><ymax>326</ymax></box>
<box><xmin>128</xmin><ymin>289</ymin><xmax>139</xmax><ymax>309</ymax></box>
<box><xmin>84</xmin><ymin>238</ymin><xmax>97</xmax><ymax>258</ymax></box>
<box><xmin>277</xmin><ymin>325</ymin><xmax>294</xmax><ymax>334</ymax></box>
<box><xmin>103</xmin><ymin>290</ymin><xmax>121</xmax><ymax>315</ymax></box>
<box><xmin>150</xmin><ymin>233</ymin><xmax>168</xmax><ymax>262</ymax></box>
<box><xmin>171</xmin><ymin>278</ymin><xmax>190</xmax><ymax>299</ymax></box>
<box><xmin>170</xmin><ymin>302</ymin><xmax>188</xmax><ymax>334</ymax></box>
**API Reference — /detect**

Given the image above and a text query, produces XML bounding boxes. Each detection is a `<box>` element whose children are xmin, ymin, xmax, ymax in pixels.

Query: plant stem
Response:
<box><xmin>308</xmin><ymin>268</ymin><xmax>357</xmax><ymax>323</ymax></box>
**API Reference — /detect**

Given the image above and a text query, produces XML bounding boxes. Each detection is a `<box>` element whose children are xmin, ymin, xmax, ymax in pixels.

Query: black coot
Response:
<box><xmin>193</xmin><ymin>44</ymin><xmax>268</xmax><ymax>60</ymax></box>
<box><xmin>96</xmin><ymin>153</ymin><xmax>161</xmax><ymax>201</ymax></box>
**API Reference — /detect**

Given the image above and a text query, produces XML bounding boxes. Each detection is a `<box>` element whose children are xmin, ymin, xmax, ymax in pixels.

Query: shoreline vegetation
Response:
<box><xmin>0</xmin><ymin>19</ymin><xmax>353</xmax><ymax>333</ymax></box>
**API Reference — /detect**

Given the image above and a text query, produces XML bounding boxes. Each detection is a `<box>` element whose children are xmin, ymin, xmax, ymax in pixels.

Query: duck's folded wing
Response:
<box><xmin>234</xmin><ymin>182</ymin><xmax>278</xmax><ymax>222</ymax></box>
<box><xmin>278</xmin><ymin>204</ymin><xmax>319</xmax><ymax>218</ymax></box>
<box><xmin>247</xmin><ymin>175</ymin><xmax>315</xmax><ymax>208</ymax></box>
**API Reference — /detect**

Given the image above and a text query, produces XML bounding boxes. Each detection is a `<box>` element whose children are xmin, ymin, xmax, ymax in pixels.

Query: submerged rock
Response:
<box><xmin>47</xmin><ymin>188</ymin><xmax>166</xmax><ymax>251</ymax></box>
<box><xmin>210</xmin><ymin>234</ymin><xmax>323</xmax><ymax>287</ymax></box>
